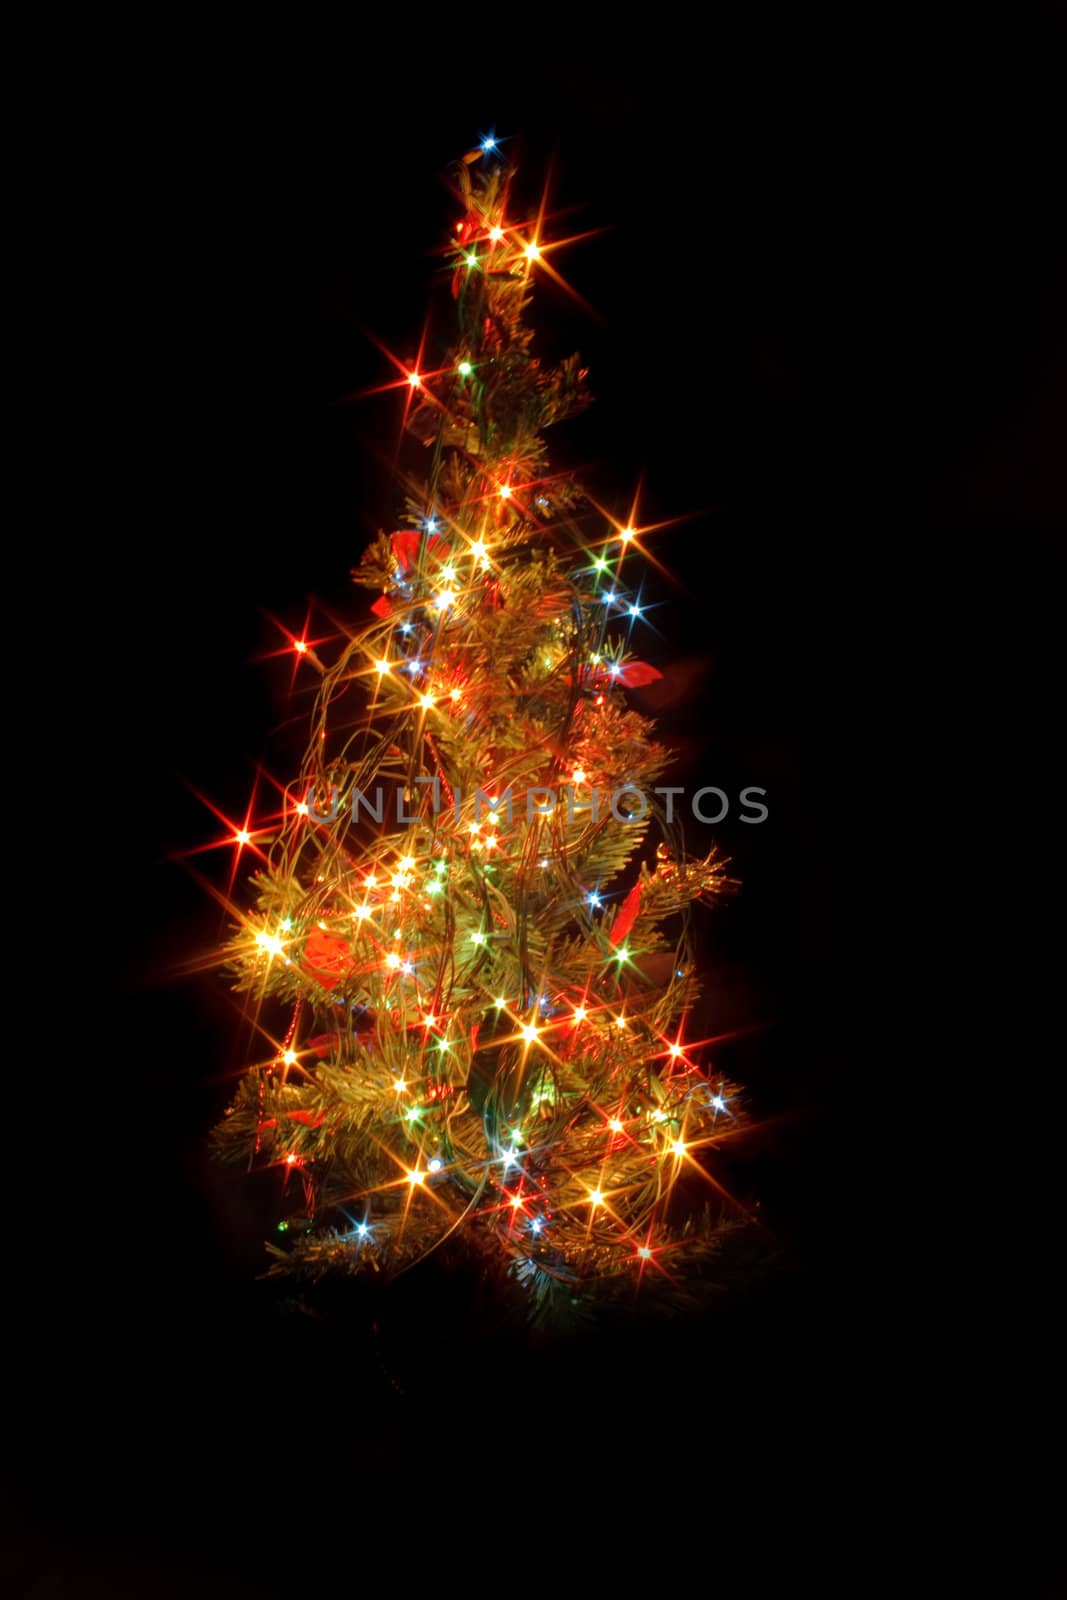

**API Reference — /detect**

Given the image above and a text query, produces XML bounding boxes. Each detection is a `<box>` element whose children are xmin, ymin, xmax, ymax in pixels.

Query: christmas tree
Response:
<box><xmin>212</xmin><ymin>143</ymin><xmax>747</xmax><ymax>1319</ymax></box>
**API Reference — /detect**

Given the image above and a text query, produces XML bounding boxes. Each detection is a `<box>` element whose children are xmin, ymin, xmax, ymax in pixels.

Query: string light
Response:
<box><xmin>235</xmin><ymin>829</ymin><xmax>251</xmax><ymax>846</ymax></box>
<box><xmin>375</xmin><ymin>657</ymin><xmax>391</xmax><ymax>674</ymax></box>
<box><xmin>294</xmin><ymin>640</ymin><xmax>307</xmax><ymax>654</ymax></box>
<box><xmin>488</xmin><ymin>225</ymin><xmax>504</xmax><ymax>242</ymax></box>
<box><xmin>524</xmin><ymin>242</ymin><xmax>541</xmax><ymax>261</ymax></box>
<box><xmin>457</xmin><ymin>360</ymin><xmax>473</xmax><ymax>376</ymax></box>
<box><xmin>407</xmin><ymin>372</ymin><xmax>421</xmax><ymax>388</ymax></box>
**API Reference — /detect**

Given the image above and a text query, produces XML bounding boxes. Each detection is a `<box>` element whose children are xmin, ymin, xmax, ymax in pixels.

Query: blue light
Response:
<box><xmin>400</xmin><ymin>623</ymin><xmax>413</xmax><ymax>635</ymax></box>
<box><xmin>406</xmin><ymin>659</ymin><xmax>422</xmax><ymax>673</ymax></box>
<box><xmin>428</xmin><ymin>1157</ymin><xmax>443</xmax><ymax>1173</ymax></box>
<box><xmin>426</xmin><ymin>517</ymin><xmax>439</xmax><ymax>532</ymax></box>
<box><xmin>587</xmin><ymin>891</ymin><xmax>601</xmax><ymax>908</ymax></box>
<box><xmin>401</xmin><ymin>961</ymin><xmax>414</xmax><ymax>976</ymax></box>
<box><xmin>482</xmin><ymin>136</ymin><xmax>496</xmax><ymax>152</ymax></box>
<box><xmin>629</xmin><ymin>604</ymin><xmax>642</xmax><ymax>618</ymax></box>
<box><xmin>601</xmin><ymin>590</ymin><xmax>615</xmax><ymax>605</ymax></box>
<box><xmin>608</xmin><ymin>663</ymin><xmax>621</xmax><ymax>677</ymax></box>
<box><xmin>529</xmin><ymin>1217</ymin><xmax>543</xmax><ymax>1235</ymax></box>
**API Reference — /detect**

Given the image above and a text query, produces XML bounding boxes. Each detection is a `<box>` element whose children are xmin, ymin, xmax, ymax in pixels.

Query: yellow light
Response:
<box><xmin>520</xmin><ymin>1023</ymin><xmax>540</xmax><ymax>1045</ymax></box>
<box><xmin>390</xmin><ymin>890</ymin><xmax>401</xmax><ymax>902</ymax></box>
<box><xmin>295</xmin><ymin>801</ymin><xmax>309</xmax><ymax>816</ymax></box>
<box><xmin>510</xmin><ymin>1195</ymin><xmax>523</xmax><ymax>1209</ymax></box>
<box><xmin>525</xmin><ymin>242</ymin><xmax>540</xmax><ymax>261</ymax></box>
<box><xmin>407</xmin><ymin>1168</ymin><xmax>426</xmax><ymax>1186</ymax></box>
<box><xmin>375</xmin><ymin>658</ymin><xmax>390</xmax><ymax>674</ymax></box>
<box><xmin>589</xmin><ymin>1190</ymin><xmax>604</xmax><ymax>1206</ymax></box>
<box><xmin>354</xmin><ymin>905</ymin><xmax>370</xmax><ymax>920</ymax></box>
<box><xmin>450</xmin><ymin>688</ymin><xmax>462</xmax><ymax>702</ymax></box>
<box><xmin>573</xmin><ymin>1006</ymin><xmax>587</xmax><ymax>1023</ymax></box>
<box><xmin>423</xmin><ymin>1014</ymin><xmax>436</xmax><ymax>1028</ymax></box>
<box><xmin>235</xmin><ymin>829</ymin><xmax>251</xmax><ymax>845</ymax></box>
<box><xmin>365</xmin><ymin>874</ymin><xmax>377</xmax><ymax>889</ymax></box>
<box><xmin>282</xmin><ymin>1049</ymin><xmax>297</xmax><ymax>1066</ymax></box>
<box><xmin>608</xmin><ymin>1118</ymin><xmax>623</xmax><ymax>1133</ymax></box>
<box><xmin>419</xmin><ymin>693</ymin><xmax>434</xmax><ymax>710</ymax></box>
<box><xmin>434</xmin><ymin>589</ymin><xmax>457</xmax><ymax>610</ymax></box>
<box><xmin>650</xmin><ymin>1109</ymin><xmax>666</xmax><ymax>1124</ymax></box>
<box><xmin>498</xmin><ymin>484</ymin><xmax>512</xmax><ymax>499</ymax></box>
<box><xmin>572</xmin><ymin>769</ymin><xmax>586</xmax><ymax>784</ymax></box>
<box><xmin>621</xmin><ymin>526</ymin><xmax>636</xmax><ymax>543</ymax></box>
<box><xmin>671</xmin><ymin>1139</ymin><xmax>687</xmax><ymax>1157</ymax></box>
<box><xmin>615</xmin><ymin>1015</ymin><xmax>628</xmax><ymax>1030</ymax></box>
<box><xmin>495</xmin><ymin>997</ymin><xmax>507</xmax><ymax>1009</ymax></box>
<box><xmin>393</xmin><ymin>1078</ymin><xmax>407</xmax><ymax>1092</ymax></box>
<box><xmin>470</xmin><ymin>539</ymin><xmax>488</xmax><ymax>560</ymax></box>
<box><xmin>440</xmin><ymin>564</ymin><xmax>457</xmax><ymax>583</ymax></box>
<box><xmin>385</xmin><ymin>952</ymin><xmax>401</xmax><ymax>969</ymax></box>
<box><xmin>399</xmin><ymin>855</ymin><xmax>415</xmax><ymax>871</ymax></box>
<box><xmin>255</xmin><ymin>931</ymin><xmax>284</xmax><ymax>958</ymax></box>
<box><xmin>468</xmin><ymin>820</ymin><xmax>480</xmax><ymax>835</ymax></box>
<box><xmin>489</xmin><ymin>225</ymin><xmax>504</xmax><ymax>242</ymax></box>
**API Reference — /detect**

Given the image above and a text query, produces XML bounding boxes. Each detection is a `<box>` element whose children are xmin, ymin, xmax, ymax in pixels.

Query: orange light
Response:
<box><xmin>393</xmin><ymin>1078</ymin><xmax>407</xmax><ymax>1092</ymax></box>
<box><xmin>282</xmin><ymin>1048</ymin><xmax>297</xmax><ymax>1066</ymax></box>
<box><xmin>408</xmin><ymin>373</ymin><xmax>421</xmax><ymax>388</ymax></box>
<box><xmin>589</xmin><ymin>1189</ymin><xmax>604</xmax><ymax>1207</ymax></box>
<box><xmin>671</xmin><ymin>1139</ymin><xmax>687</xmax><ymax>1157</ymax></box>
<box><xmin>419</xmin><ymin>693</ymin><xmax>434</xmax><ymax>710</ymax></box>
<box><xmin>510</xmin><ymin>1194</ymin><xmax>523</xmax><ymax>1209</ymax></box>
<box><xmin>385</xmin><ymin>952</ymin><xmax>401</xmax><ymax>969</ymax></box>
<box><xmin>608</xmin><ymin>1118</ymin><xmax>623</xmax><ymax>1133</ymax></box>
<box><xmin>525</xmin><ymin>242</ymin><xmax>540</xmax><ymax>261</ymax></box>
<box><xmin>638</xmin><ymin>1246</ymin><xmax>652</xmax><ymax>1260</ymax></box>
<box><xmin>375</xmin><ymin>658</ymin><xmax>390</xmax><ymax>674</ymax></box>
<box><xmin>489</xmin><ymin>225</ymin><xmax>504</xmax><ymax>242</ymax></box>
<box><xmin>573</xmin><ymin>1006</ymin><xmax>587</xmax><ymax>1023</ymax></box>
<box><xmin>520</xmin><ymin>1022</ymin><xmax>540</xmax><ymax>1045</ymax></box>
<box><xmin>572</xmin><ymin>769</ymin><xmax>586</xmax><ymax>784</ymax></box>
<box><xmin>498</xmin><ymin>484</ymin><xmax>512</xmax><ymax>499</ymax></box>
<box><xmin>621</xmin><ymin>526</ymin><xmax>636</xmax><ymax>543</ymax></box>
<box><xmin>235</xmin><ymin>829</ymin><xmax>251</xmax><ymax>846</ymax></box>
<box><xmin>450</xmin><ymin>688</ymin><xmax>462</xmax><ymax>702</ymax></box>
<box><xmin>668</xmin><ymin>1043</ymin><xmax>683</xmax><ymax>1058</ymax></box>
<box><xmin>615</xmin><ymin>1015</ymin><xmax>628</xmax><ymax>1030</ymax></box>
<box><xmin>295</xmin><ymin>801</ymin><xmax>309</xmax><ymax>816</ymax></box>
<box><xmin>285</xmin><ymin>1153</ymin><xmax>297</xmax><ymax>1166</ymax></box>
<box><xmin>407</xmin><ymin>1168</ymin><xmax>426</xmax><ymax>1186</ymax></box>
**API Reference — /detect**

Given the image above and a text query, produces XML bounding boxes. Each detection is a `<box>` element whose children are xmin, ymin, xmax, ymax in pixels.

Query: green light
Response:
<box><xmin>437</xmin><ymin>1037</ymin><xmax>450</xmax><ymax>1052</ymax></box>
<box><xmin>457</xmin><ymin>360</ymin><xmax>473</xmax><ymax>376</ymax></box>
<box><xmin>277</xmin><ymin>1221</ymin><xmax>289</xmax><ymax>1232</ymax></box>
<box><xmin>593</xmin><ymin>555</ymin><xmax>609</xmax><ymax>571</ymax></box>
<box><xmin>614</xmin><ymin>945</ymin><xmax>630</xmax><ymax>963</ymax></box>
<box><xmin>427</xmin><ymin>880</ymin><xmax>441</xmax><ymax>895</ymax></box>
<box><xmin>494</xmin><ymin>996</ymin><xmax>506</xmax><ymax>1008</ymax></box>
<box><xmin>280</xmin><ymin>917</ymin><xmax>293</xmax><ymax>930</ymax></box>
<box><xmin>435</xmin><ymin>861</ymin><xmax>447</xmax><ymax>877</ymax></box>
<box><xmin>406</xmin><ymin>1107</ymin><xmax>420</xmax><ymax>1122</ymax></box>
<box><xmin>471</xmin><ymin>931</ymin><xmax>486</xmax><ymax>945</ymax></box>
<box><xmin>465</xmin><ymin>252</ymin><xmax>478</xmax><ymax>268</ymax></box>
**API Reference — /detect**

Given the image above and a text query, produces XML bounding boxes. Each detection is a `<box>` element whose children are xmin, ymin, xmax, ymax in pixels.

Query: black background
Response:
<box><xmin>11</xmin><ymin>37</ymin><xmax>1064</xmax><ymax>1594</ymax></box>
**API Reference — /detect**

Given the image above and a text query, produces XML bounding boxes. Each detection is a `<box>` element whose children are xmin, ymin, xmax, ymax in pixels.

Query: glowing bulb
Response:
<box><xmin>489</xmin><ymin>225</ymin><xmax>504</xmax><ymax>242</ymax></box>
<box><xmin>572</xmin><ymin>769</ymin><xmax>586</xmax><ymax>784</ymax></box>
<box><xmin>621</xmin><ymin>526</ymin><xmax>636</xmax><ymax>543</ymax></box>
<box><xmin>470</xmin><ymin>539</ymin><xmax>488</xmax><ymax>560</ymax></box>
<box><xmin>235</xmin><ymin>829</ymin><xmax>251</xmax><ymax>845</ymax></box>
<box><xmin>295</xmin><ymin>801</ymin><xmax>309</xmax><ymax>816</ymax></box>
<box><xmin>457</xmin><ymin>360</ymin><xmax>473</xmax><ymax>376</ymax></box>
<box><xmin>399</xmin><ymin>855</ymin><xmax>414</xmax><ymax>870</ymax></box>
<box><xmin>407</xmin><ymin>1169</ymin><xmax>425</xmax><ymax>1186</ymax></box>
<box><xmin>385</xmin><ymin>952</ymin><xmax>401</xmax><ymax>969</ymax></box>
<box><xmin>629</xmin><ymin>604</ymin><xmax>642</xmax><ymax>618</ymax></box>
<box><xmin>573</xmin><ymin>1006</ymin><xmax>587</xmax><ymax>1023</ymax></box>
<box><xmin>671</xmin><ymin>1139</ymin><xmax>687</xmax><ymax>1157</ymax></box>
<box><xmin>407</xmin><ymin>372</ymin><xmax>421</xmax><ymax>388</ymax></box>
<box><xmin>375</xmin><ymin>658</ymin><xmax>390</xmax><ymax>674</ymax></box>
<box><xmin>668</xmin><ymin>1043</ymin><xmax>683</xmax><ymax>1058</ymax></box>
<box><xmin>482</xmin><ymin>136</ymin><xmax>496</xmax><ymax>152</ymax></box>
<box><xmin>428</xmin><ymin>1158</ymin><xmax>443</xmax><ymax>1173</ymax></box>
<box><xmin>589</xmin><ymin>1190</ymin><xmax>604</xmax><ymax>1207</ymax></box>
<box><xmin>525</xmin><ymin>242</ymin><xmax>541</xmax><ymax>260</ymax></box>
<box><xmin>510</xmin><ymin>1194</ymin><xmax>523</xmax><ymax>1209</ymax></box>
<box><xmin>282</xmin><ymin>1049</ymin><xmax>297</xmax><ymax>1067</ymax></box>
<box><xmin>450</xmin><ymin>688</ymin><xmax>462</xmax><ymax>702</ymax></box>
<box><xmin>354</xmin><ymin>905</ymin><xmax>370</xmax><ymax>920</ymax></box>
<box><xmin>608</xmin><ymin>1118</ymin><xmax>623</xmax><ymax>1133</ymax></box>
<box><xmin>294</xmin><ymin>640</ymin><xmax>307</xmax><ymax>654</ymax></box>
<box><xmin>440</xmin><ymin>564</ymin><xmax>457</xmax><ymax>583</ymax></box>
<box><xmin>520</xmin><ymin>1023</ymin><xmax>540</xmax><ymax>1045</ymax></box>
<box><xmin>434</xmin><ymin>589</ymin><xmax>457</xmax><ymax>610</ymax></box>
<box><xmin>495</xmin><ymin>997</ymin><xmax>506</xmax><ymax>1009</ymax></box>
<box><xmin>498</xmin><ymin>484</ymin><xmax>512</xmax><ymax>499</ymax></box>
<box><xmin>416</xmin><ymin>691</ymin><xmax>434</xmax><ymax>711</ymax></box>
<box><xmin>393</xmin><ymin>1079</ymin><xmax>407</xmax><ymax>1092</ymax></box>
<box><xmin>615</xmin><ymin>1015</ymin><xmax>628</xmax><ymax>1030</ymax></box>
<box><xmin>638</xmin><ymin>1246</ymin><xmax>652</xmax><ymax>1260</ymax></box>
<box><xmin>470</xmin><ymin>931</ymin><xmax>486</xmax><ymax>945</ymax></box>
<box><xmin>464</xmin><ymin>252</ymin><xmax>478</xmax><ymax>267</ymax></box>
<box><xmin>285</xmin><ymin>1153</ymin><xmax>297</xmax><ymax>1166</ymax></box>
<box><xmin>406</xmin><ymin>1107</ymin><xmax>419</xmax><ymax>1122</ymax></box>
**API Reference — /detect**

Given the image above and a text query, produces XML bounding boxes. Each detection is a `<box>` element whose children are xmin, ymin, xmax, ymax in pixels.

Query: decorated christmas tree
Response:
<box><xmin>212</xmin><ymin>143</ymin><xmax>748</xmax><ymax>1319</ymax></box>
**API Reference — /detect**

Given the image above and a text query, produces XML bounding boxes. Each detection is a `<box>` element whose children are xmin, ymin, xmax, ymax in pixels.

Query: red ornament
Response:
<box><xmin>616</xmin><ymin>661</ymin><xmax>663</xmax><ymax>688</ymax></box>
<box><xmin>302</xmin><ymin>929</ymin><xmax>355</xmax><ymax>991</ymax></box>
<box><xmin>609</xmin><ymin>881</ymin><xmax>644</xmax><ymax>946</ymax></box>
